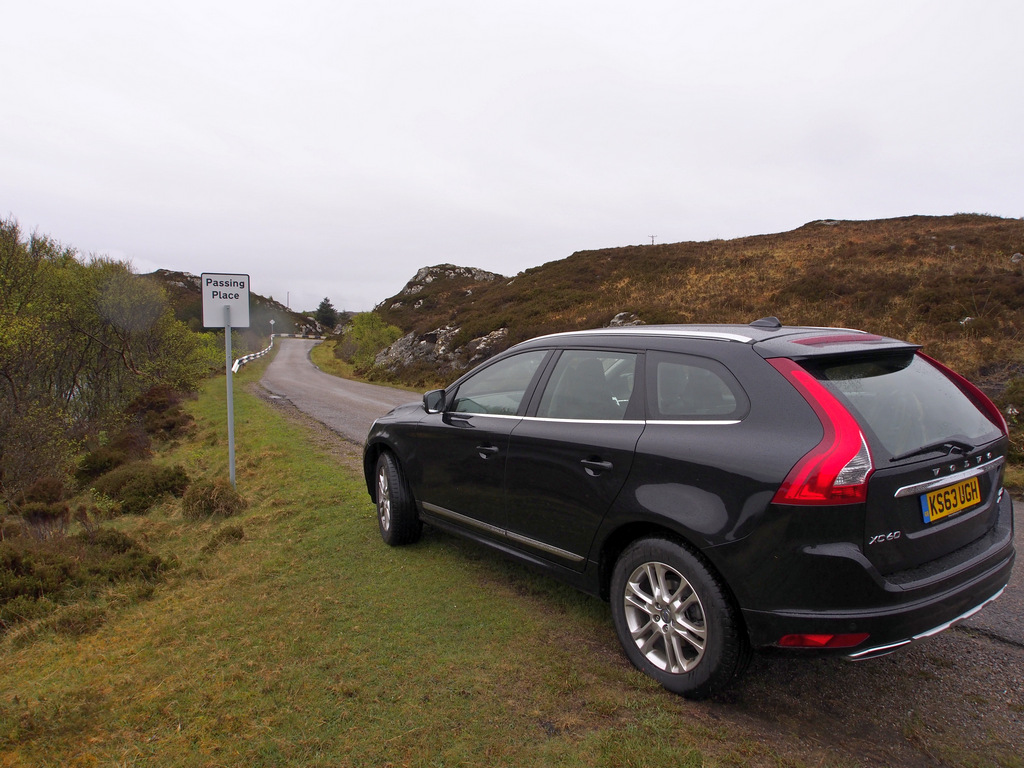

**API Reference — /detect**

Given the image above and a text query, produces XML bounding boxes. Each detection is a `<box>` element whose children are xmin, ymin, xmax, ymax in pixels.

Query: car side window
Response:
<box><xmin>535</xmin><ymin>350</ymin><xmax>637</xmax><ymax>420</ymax></box>
<box><xmin>451</xmin><ymin>350</ymin><xmax>548</xmax><ymax>415</ymax></box>
<box><xmin>647</xmin><ymin>352</ymin><xmax>748</xmax><ymax>420</ymax></box>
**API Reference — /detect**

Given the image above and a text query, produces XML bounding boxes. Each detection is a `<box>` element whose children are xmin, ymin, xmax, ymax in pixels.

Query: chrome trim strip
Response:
<box><xmin>844</xmin><ymin>639</ymin><xmax>912</xmax><ymax>660</ymax></box>
<box><xmin>893</xmin><ymin>456</ymin><xmax>1005</xmax><ymax>498</ymax></box>
<box><xmin>844</xmin><ymin>587</ymin><xmax>1005</xmax><ymax>661</ymax></box>
<box><xmin>455</xmin><ymin>414</ymin><xmax>739</xmax><ymax>426</ymax></box>
<box><xmin>505</xmin><ymin>531</ymin><xmax>585</xmax><ymax>563</ymax></box>
<box><xmin>911</xmin><ymin>586</ymin><xmax>1003</xmax><ymax>640</ymax></box>
<box><xmin>645</xmin><ymin>419</ymin><xmax>742</xmax><ymax>426</ymax></box>
<box><xmin>531</xmin><ymin>328</ymin><xmax>755</xmax><ymax>344</ymax></box>
<box><xmin>521</xmin><ymin>416</ymin><xmax>646</xmax><ymax>425</ymax></box>
<box><xmin>448</xmin><ymin>412</ymin><xmax>521</xmax><ymax>421</ymax></box>
<box><xmin>519</xmin><ymin>416</ymin><xmax>740</xmax><ymax>426</ymax></box>
<box><xmin>422</xmin><ymin>502</ymin><xmax>504</xmax><ymax>537</ymax></box>
<box><xmin>421</xmin><ymin>502</ymin><xmax>586</xmax><ymax>564</ymax></box>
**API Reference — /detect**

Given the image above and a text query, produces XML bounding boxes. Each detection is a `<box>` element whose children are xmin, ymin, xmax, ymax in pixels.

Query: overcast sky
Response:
<box><xmin>4</xmin><ymin>1</ymin><xmax>1022</xmax><ymax>313</ymax></box>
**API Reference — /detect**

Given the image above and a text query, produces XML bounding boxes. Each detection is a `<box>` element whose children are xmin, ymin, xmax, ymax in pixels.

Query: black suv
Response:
<box><xmin>363</xmin><ymin>319</ymin><xmax>1015</xmax><ymax>698</ymax></box>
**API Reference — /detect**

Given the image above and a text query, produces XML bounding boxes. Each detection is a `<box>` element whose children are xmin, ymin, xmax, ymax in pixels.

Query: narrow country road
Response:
<box><xmin>259</xmin><ymin>337</ymin><xmax>416</xmax><ymax>445</ymax></box>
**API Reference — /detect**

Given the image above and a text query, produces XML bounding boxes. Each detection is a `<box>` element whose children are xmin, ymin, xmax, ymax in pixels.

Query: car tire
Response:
<box><xmin>610</xmin><ymin>537</ymin><xmax>747</xmax><ymax>699</ymax></box>
<box><xmin>374</xmin><ymin>452</ymin><xmax>422</xmax><ymax>546</ymax></box>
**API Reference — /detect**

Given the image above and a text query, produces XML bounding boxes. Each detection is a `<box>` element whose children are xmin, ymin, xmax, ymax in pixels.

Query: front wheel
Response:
<box><xmin>374</xmin><ymin>452</ymin><xmax>422</xmax><ymax>546</ymax></box>
<box><xmin>610</xmin><ymin>538</ymin><xmax>747</xmax><ymax>699</ymax></box>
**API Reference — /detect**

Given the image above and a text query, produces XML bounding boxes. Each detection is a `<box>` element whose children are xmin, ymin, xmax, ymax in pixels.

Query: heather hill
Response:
<box><xmin>146</xmin><ymin>269</ymin><xmax>332</xmax><ymax>351</ymax></box>
<box><xmin>366</xmin><ymin>214</ymin><xmax>1024</xmax><ymax>463</ymax></box>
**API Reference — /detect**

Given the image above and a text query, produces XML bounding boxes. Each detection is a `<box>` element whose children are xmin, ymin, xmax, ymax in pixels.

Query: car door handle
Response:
<box><xmin>581</xmin><ymin>458</ymin><xmax>613</xmax><ymax>476</ymax></box>
<box><xmin>477</xmin><ymin>444</ymin><xmax>499</xmax><ymax>459</ymax></box>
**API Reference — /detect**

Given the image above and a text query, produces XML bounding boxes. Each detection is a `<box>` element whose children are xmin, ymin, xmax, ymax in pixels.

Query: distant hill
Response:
<box><xmin>371</xmin><ymin>215</ymin><xmax>1024</xmax><ymax>399</ymax></box>
<box><xmin>146</xmin><ymin>269</ymin><xmax>337</xmax><ymax>351</ymax></box>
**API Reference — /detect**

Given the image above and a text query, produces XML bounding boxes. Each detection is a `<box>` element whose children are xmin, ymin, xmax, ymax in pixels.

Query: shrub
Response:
<box><xmin>17</xmin><ymin>502</ymin><xmax>70</xmax><ymax>540</ymax></box>
<box><xmin>18</xmin><ymin>477</ymin><xmax>67</xmax><ymax>505</ymax></box>
<box><xmin>0</xmin><ymin>594</ymin><xmax>55</xmax><ymax>627</ymax></box>
<box><xmin>76</xmin><ymin>446</ymin><xmax>129</xmax><ymax>485</ymax></box>
<box><xmin>342</xmin><ymin>313</ymin><xmax>403</xmax><ymax>368</ymax></box>
<box><xmin>182</xmin><ymin>479</ymin><xmax>246</xmax><ymax>520</ymax></box>
<box><xmin>0</xmin><ymin>527</ymin><xmax>164</xmax><ymax>632</ymax></box>
<box><xmin>0</xmin><ymin>517</ymin><xmax>25</xmax><ymax>540</ymax></box>
<box><xmin>142</xmin><ymin>408</ymin><xmax>194</xmax><ymax>440</ymax></box>
<box><xmin>91</xmin><ymin>462</ymin><xmax>190</xmax><ymax>516</ymax></box>
<box><xmin>128</xmin><ymin>385</ymin><xmax>195</xmax><ymax>441</ymax></box>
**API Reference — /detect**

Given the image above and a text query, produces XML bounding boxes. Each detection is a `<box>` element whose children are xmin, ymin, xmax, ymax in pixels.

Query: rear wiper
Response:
<box><xmin>890</xmin><ymin>440</ymin><xmax>975</xmax><ymax>463</ymax></box>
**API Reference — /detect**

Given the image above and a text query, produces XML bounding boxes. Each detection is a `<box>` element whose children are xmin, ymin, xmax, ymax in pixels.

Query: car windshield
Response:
<box><xmin>805</xmin><ymin>352</ymin><xmax>1002</xmax><ymax>461</ymax></box>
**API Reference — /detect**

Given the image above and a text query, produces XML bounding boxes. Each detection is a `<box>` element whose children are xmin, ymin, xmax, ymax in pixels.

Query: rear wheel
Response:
<box><xmin>610</xmin><ymin>537</ymin><xmax>747</xmax><ymax>699</ymax></box>
<box><xmin>374</xmin><ymin>452</ymin><xmax>422</xmax><ymax>545</ymax></box>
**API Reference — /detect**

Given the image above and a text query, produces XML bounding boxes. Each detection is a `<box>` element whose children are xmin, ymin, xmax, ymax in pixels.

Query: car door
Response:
<box><xmin>503</xmin><ymin>349</ymin><xmax>645</xmax><ymax>570</ymax></box>
<box><xmin>413</xmin><ymin>349</ymin><xmax>550</xmax><ymax>535</ymax></box>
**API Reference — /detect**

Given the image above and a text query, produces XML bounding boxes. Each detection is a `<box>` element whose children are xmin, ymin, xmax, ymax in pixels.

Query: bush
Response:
<box><xmin>0</xmin><ymin>527</ymin><xmax>164</xmax><ymax>632</ymax></box>
<box><xmin>91</xmin><ymin>462</ymin><xmax>190</xmax><ymax>516</ymax></box>
<box><xmin>129</xmin><ymin>385</ymin><xmax>194</xmax><ymax>441</ymax></box>
<box><xmin>17</xmin><ymin>502</ymin><xmax>70</xmax><ymax>540</ymax></box>
<box><xmin>143</xmin><ymin>408</ymin><xmax>194</xmax><ymax>440</ymax></box>
<box><xmin>18</xmin><ymin>477</ymin><xmax>67</xmax><ymax>505</ymax></box>
<box><xmin>182</xmin><ymin>479</ymin><xmax>246</xmax><ymax>520</ymax></box>
<box><xmin>341</xmin><ymin>313</ymin><xmax>403</xmax><ymax>368</ymax></box>
<box><xmin>76</xmin><ymin>446</ymin><xmax>129</xmax><ymax>485</ymax></box>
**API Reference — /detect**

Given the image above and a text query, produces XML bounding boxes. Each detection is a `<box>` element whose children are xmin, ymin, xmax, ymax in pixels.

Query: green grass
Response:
<box><xmin>309</xmin><ymin>339</ymin><xmax>355</xmax><ymax>379</ymax></box>
<box><xmin>0</xmin><ymin>360</ymin><xmax>796</xmax><ymax>768</ymax></box>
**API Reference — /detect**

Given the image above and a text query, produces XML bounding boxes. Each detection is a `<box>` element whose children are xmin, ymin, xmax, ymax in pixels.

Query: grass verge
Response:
<box><xmin>309</xmin><ymin>339</ymin><xmax>356</xmax><ymax>380</ymax></box>
<box><xmin>0</xmin><ymin>360</ymin><xmax>798</xmax><ymax>768</ymax></box>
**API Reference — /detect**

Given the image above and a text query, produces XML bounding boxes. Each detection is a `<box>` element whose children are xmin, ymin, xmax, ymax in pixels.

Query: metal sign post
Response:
<box><xmin>224</xmin><ymin>305</ymin><xmax>236</xmax><ymax>486</ymax></box>
<box><xmin>202</xmin><ymin>273</ymin><xmax>251</xmax><ymax>487</ymax></box>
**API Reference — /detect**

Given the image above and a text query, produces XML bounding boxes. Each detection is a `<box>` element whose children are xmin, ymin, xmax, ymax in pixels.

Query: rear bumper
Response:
<box><xmin>844</xmin><ymin>585</ymin><xmax>1005</xmax><ymax>660</ymax></box>
<box><xmin>733</xmin><ymin>490</ymin><xmax>1016</xmax><ymax>653</ymax></box>
<box><xmin>741</xmin><ymin>544</ymin><xmax>1013</xmax><ymax>652</ymax></box>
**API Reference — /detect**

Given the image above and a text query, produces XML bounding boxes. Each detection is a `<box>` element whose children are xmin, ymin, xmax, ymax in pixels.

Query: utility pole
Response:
<box><xmin>649</xmin><ymin>235</ymin><xmax>657</xmax><ymax>245</ymax></box>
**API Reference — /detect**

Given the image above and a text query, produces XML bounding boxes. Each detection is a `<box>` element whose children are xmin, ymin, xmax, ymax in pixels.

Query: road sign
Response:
<box><xmin>201</xmin><ymin>273</ymin><xmax>250</xmax><ymax>328</ymax></box>
<box><xmin>201</xmin><ymin>272</ymin><xmax>251</xmax><ymax>487</ymax></box>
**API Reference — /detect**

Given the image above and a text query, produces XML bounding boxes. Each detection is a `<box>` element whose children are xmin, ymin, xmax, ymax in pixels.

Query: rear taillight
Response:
<box><xmin>917</xmin><ymin>351</ymin><xmax>1008</xmax><ymax>435</ymax></box>
<box><xmin>768</xmin><ymin>358</ymin><xmax>874</xmax><ymax>505</ymax></box>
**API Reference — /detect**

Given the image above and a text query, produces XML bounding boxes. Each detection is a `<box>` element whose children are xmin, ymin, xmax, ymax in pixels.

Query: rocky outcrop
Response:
<box><xmin>374</xmin><ymin>325</ymin><xmax>509</xmax><ymax>375</ymax></box>
<box><xmin>372</xmin><ymin>308</ymin><xmax>645</xmax><ymax>377</ymax></box>
<box><xmin>608</xmin><ymin>312</ymin><xmax>644</xmax><ymax>326</ymax></box>
<box><xmin>378</xmin><ymin>264</ymin><xmax>504</xmax><ymax>311</ymax></box>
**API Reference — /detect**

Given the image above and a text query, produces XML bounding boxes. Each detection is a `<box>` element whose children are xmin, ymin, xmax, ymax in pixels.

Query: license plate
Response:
<box><xmin>920</xmin><ymin>476</ymin><xmax>981</xmax><ymax>523</ymax></box>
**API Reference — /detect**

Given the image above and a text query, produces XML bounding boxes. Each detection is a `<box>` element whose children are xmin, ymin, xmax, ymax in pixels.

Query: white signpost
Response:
<box><xmin>202</xmin><ymin>273</ymin><xmax>251</xmax><ymax>487</ymax></box>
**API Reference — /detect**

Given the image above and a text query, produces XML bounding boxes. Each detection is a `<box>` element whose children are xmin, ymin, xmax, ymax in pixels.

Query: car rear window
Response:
<box><xmin>803</xmin><ymin>352</ymin><xmax>1003</xmax><ymax>461</ymax></box>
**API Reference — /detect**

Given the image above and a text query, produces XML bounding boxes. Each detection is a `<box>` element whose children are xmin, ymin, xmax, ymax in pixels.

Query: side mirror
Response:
<box><xmin>423</xmin><ymin>389</ymin><xmax>446</xmax><ymax>414</ymax></box>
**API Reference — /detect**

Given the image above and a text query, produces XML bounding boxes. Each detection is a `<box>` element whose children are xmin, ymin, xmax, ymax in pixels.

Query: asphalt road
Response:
<box><xmin>963</xmin><ymin>495</ymin><xmax>1022</xmax><ymax>644</ymax></box>
<box><xmin>259</xmin><ymin>337</ymin><xmax>416</xmax><ymax>445</ymax></box>
<box><xmin>260</xmin><ymin>337</ymin><xmax>1021</xmax><ymax>647</ymax></box>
